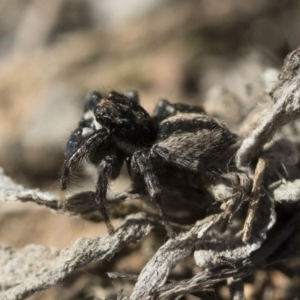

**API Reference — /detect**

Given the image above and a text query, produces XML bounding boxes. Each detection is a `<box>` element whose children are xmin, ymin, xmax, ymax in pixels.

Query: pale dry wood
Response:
<box><xmin>236</xmin><ymin>48</ymin><xmax>300</xmax><ymax>175</ymax></box>
<box><xmin>0</xmin><ymin>213</ymin><xmax>159</xmax><ymax>300</ymax></box>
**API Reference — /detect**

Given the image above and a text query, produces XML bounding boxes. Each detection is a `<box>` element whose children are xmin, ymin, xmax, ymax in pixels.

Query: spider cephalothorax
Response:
<box><xmin>60</xmin><ymin>91</ymin><xmax>236</xmax><ymax>237</ymax></box>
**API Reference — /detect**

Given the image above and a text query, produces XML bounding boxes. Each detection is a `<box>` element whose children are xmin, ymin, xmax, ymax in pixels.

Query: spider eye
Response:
<box><xmin>101</xmin><ymin>115</ymin><xmax>113</xmax><ymax>127</ymax></box>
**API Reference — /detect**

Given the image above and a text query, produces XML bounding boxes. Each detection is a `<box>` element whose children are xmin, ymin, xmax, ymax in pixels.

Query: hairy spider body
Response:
<box><xmin>60</xmin><ymin>91</ymin><xmax>236</xmax><ymax>237</ymax></box>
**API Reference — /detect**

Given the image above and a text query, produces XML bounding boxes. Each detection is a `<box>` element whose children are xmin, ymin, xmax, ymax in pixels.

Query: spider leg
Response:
<box><xmin>95</xmin><ymin>154</ymin><xmax>124</xmax><ymax>234</ymax></box>
<box><xmin>152</xmin><ymin>99</ymin><xmax>205</xmax><ymax>125</ymax></box>
<box><xmin>60</xmin><ymin>128</ymin><xmax>109</xmax><ymax>205</ymax></box>
<box><xmin>132</xmin><ymin>151</ymin><xmax>175</xmax><ymax>238</ymax></box>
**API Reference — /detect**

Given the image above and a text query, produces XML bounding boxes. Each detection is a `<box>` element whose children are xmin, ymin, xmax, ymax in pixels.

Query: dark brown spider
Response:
<box><xmin>60</xmin><ymin>91</ymin><xmax>236</xmax><ymax>237</ymax></box>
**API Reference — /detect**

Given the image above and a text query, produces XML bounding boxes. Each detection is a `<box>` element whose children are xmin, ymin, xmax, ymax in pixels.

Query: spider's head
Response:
<box><xmin>93</xmin><ymin>91</ymin><xmax>155</xmax><ymax>146</ymax></box>
<box><xmin>60</xmin><ymin>90</ymin><xmax>152</xmax><ymax>201</ymax></box>
<box><xmin>65</xmin><ymin>90</ymin><xmax>155</xmax><ymax>162</ymax></box>
<box><xmin>93</xmin><ymin>91</ymin><xmax>145</xmax><ymax>129</ymax></box>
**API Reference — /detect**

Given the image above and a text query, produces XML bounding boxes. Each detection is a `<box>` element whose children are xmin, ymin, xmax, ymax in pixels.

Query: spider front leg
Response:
<box><xmin>96</xmin><ymin>154</ymin><xmax>124</xmax><ymax>234</ymax></box>
<box><xmin>132</xmin><ymin>151</ymin><xmax>175</xmax><ymax>238</ymax></box>
<box><xmin>60</xmin><ymin>128</ymin><xmax>109</xmax><ymax>206</ymax></box>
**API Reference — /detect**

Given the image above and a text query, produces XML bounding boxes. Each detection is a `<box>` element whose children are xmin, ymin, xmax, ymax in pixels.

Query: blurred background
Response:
<box><xmin>1</xmin><ymin>0</ymin><xmax>300</xmax><ymax>299</ymax></box>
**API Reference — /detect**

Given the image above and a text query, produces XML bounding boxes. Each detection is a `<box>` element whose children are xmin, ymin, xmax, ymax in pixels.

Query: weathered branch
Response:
<box><xmin>236</xmin><ymin>47</ymin><xmax>300</xmax><ymax>175</ymax></box>
<box><xmin>130</xmin><ymin>216</ymin><xmax>215</xmax><ymax>300</ymax></box>
<box><xmin>0</xmin><ymin>213</ymin><xmax>160</xmax><ymax>300</ymax></box>
<box><xmin>154</xmin><ymin>211</ymin><xmax>298</xmax><ymax>299</ymax></box>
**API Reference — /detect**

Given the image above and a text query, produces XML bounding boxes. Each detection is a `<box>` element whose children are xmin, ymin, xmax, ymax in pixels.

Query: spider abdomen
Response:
<box><xmin>156</xmin><ymin>113</ymin><xmax>236</xmax><ymax>164</ymax></box>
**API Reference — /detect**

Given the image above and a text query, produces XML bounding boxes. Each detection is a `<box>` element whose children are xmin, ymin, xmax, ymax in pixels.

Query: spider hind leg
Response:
<box><xmin>95</xmin><ymin>154</ymin><xmax>124</xmax><ymax>234</ymax></box>
<box><xmin>132</xmin><ymin>150</ymin><xmax>175</xmax><ymax>238</ymax></box>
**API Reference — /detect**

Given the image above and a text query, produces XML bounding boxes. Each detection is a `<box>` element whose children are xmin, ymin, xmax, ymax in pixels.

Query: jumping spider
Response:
<box><xmin>60</xmin><ymin>91</ymin><xmax>236</xmax><ymax>237</ymax></box>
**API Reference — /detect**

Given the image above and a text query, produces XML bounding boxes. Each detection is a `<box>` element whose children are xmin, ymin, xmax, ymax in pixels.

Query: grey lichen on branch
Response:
<box><xmin>236</xmin><ymin>47</ymin><xmax>300</xmax><ymax>175</ymax></box>
<box><xmin>0</xmin><ymin>167</ymin><xmax>149</xmax><ymax>221</ymax></box>
<box><xmin>0</xmin><ymin>212</ymin><xmax>160</xmax><ymax>300</ymax></box>
<box><xmin>130</xmin><ymin>216</ymin><xmax>215</xmax><ymax>300</ymax></box>
<box><xmin>0</xmin><ymin>168</ymin><xmax>57</xmax><ymax>206</ymax></box>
